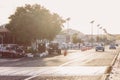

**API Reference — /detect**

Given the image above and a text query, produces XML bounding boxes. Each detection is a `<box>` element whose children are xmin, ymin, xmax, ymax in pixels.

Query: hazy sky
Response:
<box><xmin>0</xmin><ymin>0</ymin><xmax>120</xmax><ymax>34</ymax></box>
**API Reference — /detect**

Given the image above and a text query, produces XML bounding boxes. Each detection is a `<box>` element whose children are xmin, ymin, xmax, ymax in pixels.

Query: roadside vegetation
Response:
<box><xmin>6</xmin><ymin>4</ymin><xmax>65</xmax><ymax>45</ymax></box>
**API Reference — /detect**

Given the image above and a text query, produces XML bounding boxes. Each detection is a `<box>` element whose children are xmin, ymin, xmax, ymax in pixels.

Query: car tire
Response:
<box><xmin>10</xmin><ymin>53</ymin><xmax>15</xmax><ymax>58</ymax></box>
<box><xmin>103</xmin><ymin>49</ymin><xmax>104</xmax><ymax>52</ymax></box>
<box><xmin>0</xmin><ymin>53</ymin><xmax>2</xmax><ymax>57</ymax></box>
<box><xmin>48</xmin><ymin>50</ymin><xmax>52</xmax><ymax>54</ymax></box>
<box><xmin>58</xmin><ymin>50</ymin><xmax>61</xmax><ymax>54</ymax></box>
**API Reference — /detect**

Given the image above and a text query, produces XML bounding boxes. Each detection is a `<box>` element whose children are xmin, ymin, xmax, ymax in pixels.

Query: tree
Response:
<box><xmin>6</xmin><ymin>4</ymin><xmax>65</xmax><ymax>45</ymax></box>
<box><xmin>72</xmin><ymin>33</ymin><xmax>83</xmax><ymax>44</ymax></box>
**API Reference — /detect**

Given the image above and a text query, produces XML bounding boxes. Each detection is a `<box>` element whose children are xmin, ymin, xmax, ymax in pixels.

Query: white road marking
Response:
<box><xmin>0</xmin><ymin>48</ymin><xmax>118</xmax><ymax>80</ymax></box>
<box><xmin>0</xmin><ymin>67</ymin><xmax>108</xmax><ymax>76</ymax></box>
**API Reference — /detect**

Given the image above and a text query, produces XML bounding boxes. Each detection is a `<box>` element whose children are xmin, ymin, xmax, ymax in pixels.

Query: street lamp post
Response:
<box><xmin>97</xmin><ymin>24</ymin><xmax>100</xmax><ymax>42</ymax></box>
<box><xmin>90</xmin><ymin>20</ymin><xmax>95</xmax><ymax>47</ymax></box>
<box><xmin>64</xmin><ymin>17</ymin><xmax>70</xmax><ymax>56</ymax></box>
<box><xmin>66</xmin><ymin>18</ymin><xmax>70</xmax><ymax>34</ymax></box>
<box><xmin>66</xmin><ymin>18</ymin><xmax>70</xmax><ymax>47</ymax></box>
<box><xmin>99</xmin><ymin>26</ymin><xmax>103</xmax><ymax>42</ymax></box>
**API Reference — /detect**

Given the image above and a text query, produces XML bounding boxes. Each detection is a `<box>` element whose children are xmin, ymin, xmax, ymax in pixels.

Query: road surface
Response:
<box><xmin>0</xmin><ymin>46</ymin><xmax>119</xmax><ymax>80</ymax></box>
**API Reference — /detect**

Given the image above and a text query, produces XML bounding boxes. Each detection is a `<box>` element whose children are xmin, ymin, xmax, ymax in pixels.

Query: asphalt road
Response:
<box><xmin>0</xmin><ymin>50</ymin><xmax>91</xmax><ymax>67</ymax></box>
<box><xmin>0</xmin><ymin>47</ymin><xmax>117</xmax><ymax>67</ymax></box>
<box><xmin>0</xmin><ymin>46</ymin><xmax>119</xmax><ymax>80</ymax></box>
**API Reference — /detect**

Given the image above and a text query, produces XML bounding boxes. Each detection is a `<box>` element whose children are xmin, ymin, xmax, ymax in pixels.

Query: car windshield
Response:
<box><xmin>97</xmin><ymin>44</ymin><xmax>103</xmax><ymax>47</ymax></box>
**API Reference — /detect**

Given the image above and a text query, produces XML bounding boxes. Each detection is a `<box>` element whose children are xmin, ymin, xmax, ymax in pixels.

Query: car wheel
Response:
<box><xmin>48</xmin><ymin>50</ymin><xmax>52</xmax><ymax>54</ymax></box>
<box><xmin>10</xmin><ymin>53</ymin><xmax>15</xmax><ymax>58</ymax></box>
<box><xmin>103</xmin><ymin>49</ymin><xmax>104</xmax><ymax>52</ymax></box>
<box><xmin>0</xmin><ymin>53</ymin><xmax>2</xmax><ymax>57</ymax></box>
<box><xmin>58</xmin><ymin>50</ymin><xmax>61</xmax><ymax>54</ymax></box>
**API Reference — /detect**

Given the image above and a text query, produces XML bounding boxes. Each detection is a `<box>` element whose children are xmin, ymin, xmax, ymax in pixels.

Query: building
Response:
<box><xmin>54</xmin><ymin>28</ymin><xmax>86</xmax><ymax>44</ymax></box>
<box><xmin>0</xmin><ymin>25</ymin><xmax>13</xmax><ymax>44</ymax></box>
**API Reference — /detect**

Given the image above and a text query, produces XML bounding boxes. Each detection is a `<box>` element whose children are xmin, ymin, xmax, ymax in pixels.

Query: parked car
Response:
<box><xmin>0</xmin><ymin>44</ymin><xmax>25</xmax><ymax>58</ymax></box>
<box><xmin>81</xmin><ymin>46</ymin><xmax>87</xmax><ymax>51</ymax></box>
<box><xmin>109</xmin><ymin>44</ymin><xmax>116</xmax><ymax>49</ymax></box>
<box><xmin>95</xmin><ymin>44</ymin><xmax>105</xmax><ymax>52</ymax></box>
<box><xmin>47</xmin><ymin>42</ymin><xmax>61</xmax><ymax>54</ymax></box>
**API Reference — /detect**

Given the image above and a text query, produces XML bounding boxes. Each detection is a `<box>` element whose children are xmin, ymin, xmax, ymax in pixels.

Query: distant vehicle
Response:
<box><xmin>95</xmin><ymin>44</ymin><xmax>105</xmax><ymax>52</ymax></box>
<box><xmin>81</xmin><ymin>46</ymin><xmax>87</xmax><ymax>51</ymax></box>
<box><xmin>85</xmin><ymin>44</ymin><xmax>93</xmax><ymax>50</ymax></box>
<box><xmin>0</xmin><ymin>44</ymin><xmax>25</xmax><ymax>58</ymax></box>
<box><xmin>109</xmin><ymin>44</ymin><xmax>116</xmax><ymax>49</ymax></box>
<box><xmin>48</xmin><ymin>42</ymin><xmax>61</xmax><ymax>54</ymax></box>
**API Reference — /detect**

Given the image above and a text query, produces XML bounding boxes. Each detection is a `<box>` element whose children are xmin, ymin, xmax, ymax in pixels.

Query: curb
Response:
<box><xmin>103</xmin><ymin>48</ymin><xmax>120</xmax><ymax>80</ymax></box>
<box><xmin>101</xmin><ymin>74</ymin><xmax>109</xmax><ymax>80</ymax></box>
<box><xmin>104</xmin><ymin>66</ymin><xmax>112</xmax><ymax>74</ymax></box>
<box><xmin>101</xmin><ymin>66</ymin><xmax>112</xmax><ymax>80</ymax></box>
<box><xmin>111</xmin><ymin>51</ymin><xmax>119</xmax><ymax>66</ymax></box>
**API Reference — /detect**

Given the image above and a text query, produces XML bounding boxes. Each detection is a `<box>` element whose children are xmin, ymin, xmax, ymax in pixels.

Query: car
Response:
<box><xmin>47</xmin><ymin>42</ymin><xmax>61</xmax><ymax>54</ymax></box>
<box><xmin>109</xmin><ymin>44</ymin><xmax>116</xmax><ymax>49</ymax></box>
<box><xmin>81</xmin><ymin>46</ymin><xmax>87</xmax><ymax>51</ymax></box>
<box><xmin>0</xmin><ymin>44</ymin><xmax>25</xmax><ymax>58</ymax></box>
<box><xmin>95</xmin><ymin>44</ymin><xmax>105</xmax><ymax>52</ymax></box>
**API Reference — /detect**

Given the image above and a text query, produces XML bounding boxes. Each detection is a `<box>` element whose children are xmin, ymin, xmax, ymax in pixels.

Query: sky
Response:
<box><xmin>0</xmin><ymin>0</ymin><xmax>120</xmax><ymax>34</ymax></box>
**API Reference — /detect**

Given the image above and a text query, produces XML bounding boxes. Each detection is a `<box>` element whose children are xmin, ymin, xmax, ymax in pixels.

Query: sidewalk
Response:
<box><xmin>25</xmin><ymin>66</ymin><xmax>107</xmax><ymax>80</ymax></box>
<box><xmin>0</xmin><ymin>66</ymin><xmax>107</xmax><ymax>80</ymax></box>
